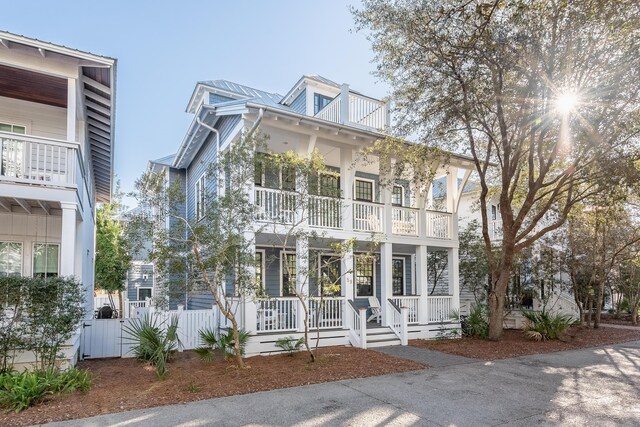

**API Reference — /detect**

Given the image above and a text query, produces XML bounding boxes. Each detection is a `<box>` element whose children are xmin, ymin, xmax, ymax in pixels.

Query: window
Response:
<box><xmin>392</xmin><ymin>185</ymin><xmax>404</xmax><ymax>206</ymax></box>
<box><xmin>491</xmin><ymin>204</ymin><xmax>498</xmax><ymax>221</ymax></box>
<box><xmin>0</xmin><ymin>242</ymin><xmax>22</xmax><ymax>277</ymax></box>
<box><xmin>355</xmin><ymin>255</ymin><xmax>374</xmax><ymax>297</ymax></box>
<box><xmin>392</xmin><ymin>258</ymin><xmax>405</xmax><ymax>296</ymax></box>
<box><xmin>314</xmin><ymin>93</ymin><xmax>334</xmax><ymax>114</ymax></box>
<box><xmin>33</xmin><ymin>244</ymin><xmax>59</xmax><ymax>278</ymax></box>
<box><xmin>319</xmin><ymin>172</ymin><xmax>340</xmax><ymax>197</ymax></box>
<box><xmin>0</xmin><ymin>123</ymin><xmax>26</xmax><ymax>134</ymax></box>
<box><xmin>319</xmin><ymin>255</ymin><xmax>341</xmax><ymax>296</ymax></box>
<box><xmin>254</xmin><ymin>155</ymin><xmax>264</xmax><ymax>186</ymax></box>
<box><xmin>355</xmin><ymin>179</ymin><xmax>374</xmax><ymax>202</ymax></box>
<box><xmin>282</xmin><ymin>165</ymin><xmax>296</xmax><ymax>191</ymax></box>
<box><xmin>254</xmin><ymin>153</ymin><xmax>296</xmax><ymax>191</ymax></box>
<box><xmin>195</xmin><ymin>174</ymin><xmax>206</xmax><ymax>221</ymax></box>
<box><xmin>138</xmin><ymin>288</ymin><xmax>152</xmax><ymax>301</ymax></box>
<box><xmin>281</xmin><ymin>253</ymin><xmax>296</xmax><ymax>296</ymax></box>
<box><xmin>255</xmin><ymin>251</ymin><xmax>265</xmax><ymax>289</ymax></box>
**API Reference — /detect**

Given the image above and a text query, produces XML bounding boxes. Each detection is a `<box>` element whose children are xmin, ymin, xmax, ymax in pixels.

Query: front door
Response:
<box><xmin>392</xmin><ymin>258</ymin><xmax>404</xmax><ymax>296</ymax></box>
<box><xmin>319</xmin><ymin>255</ymin><xmax>341</xmax><ymax>296</ymax></box>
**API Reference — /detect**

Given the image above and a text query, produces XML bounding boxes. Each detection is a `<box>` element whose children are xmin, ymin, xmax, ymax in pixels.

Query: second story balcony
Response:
<box><xmin>314</xmin><ymin>84</ymin><xmax>389</xmax><ymax>132</ymax></box>
<box><xmin>254</xmin><ymin>186</ymin><xmax>453</xmax><ymax>240</ymax></box>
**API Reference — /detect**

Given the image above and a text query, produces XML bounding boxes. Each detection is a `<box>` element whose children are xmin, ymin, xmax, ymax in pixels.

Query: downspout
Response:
<box><xmin>246</xmin><ymin>108</ymin><xmax>264</xmax><ymax>136</ymax></box>
<box><xmin>196</xmin><ymin>117</ymin><xmax>220</xmax><ymax>154</ymax></box>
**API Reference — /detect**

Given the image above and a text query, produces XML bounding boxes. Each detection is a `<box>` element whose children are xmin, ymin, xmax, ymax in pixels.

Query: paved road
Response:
<box><xmin>45</xmin><ymin>340</ymin><xmax>640</xmax><ymax>427</ymax></box>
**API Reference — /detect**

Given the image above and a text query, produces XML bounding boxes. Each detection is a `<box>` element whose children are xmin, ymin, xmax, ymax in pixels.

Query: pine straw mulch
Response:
<box><xmin>1</xmin><ymin>346</ymin><xmax>426</xmax><ymax>427</ymax></box>
<box><xmin>410</xmin><ymin>326</ymin><xmax>640</xmax><ymax>361</ymax></box>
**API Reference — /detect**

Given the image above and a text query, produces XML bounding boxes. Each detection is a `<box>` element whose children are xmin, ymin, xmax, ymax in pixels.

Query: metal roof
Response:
<box><xmin>198</xmin><ymin>80</ymin><xmax>282</xmax><ymax>104</ymax></box>
<box><xmin>151</xmin><ymin>153</ymin><xmax>176</xmax><ymax>166</ymax></box>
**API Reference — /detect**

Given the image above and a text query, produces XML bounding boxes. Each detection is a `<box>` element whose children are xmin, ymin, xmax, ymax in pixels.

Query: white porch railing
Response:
<box><xmin>426</xmin><ymin>210</ymin><xmax>452</xmax><ymax>239</ymax></box>
<box><xmin>314</xmin><ymin>92</ymin><xmax>387</xmax><ymax>131</ymax></box>
<box><xmin>392</xmin><ymin>207</ymin><xmax>419</xmax><ymax>236</ymax></box>
<box><xmin>124</xmin><ymin>298</ymin><xmax>151</xmax><ymax>319</ymax></box>
<box><xmin>390</xmin><ymin>296</ymin><xmax>420</xmax><ymax>324</ymax></box>
<box><xmin>254</xmin><ymin>188</ymin><xmax>297</xmax><ymax>224</ymax></box>
<box><xmin>353</xmin><ymin>201</ymin><xmax>384</xmax><ymax>232</ymax></box>
<box><xmin>427</xmin><ymin>296</ymin><xmax>454</xmax><ymax>323</ymax></box>
<box><xmin>308</xmin><ymin>297</ymin><xmax>345</xmax><ymax>329</ymax></box>
<box><xmin>387</xmin><ymin>299</ymin><xmax>408</xmax><ymax>345</ymax></box>
<box><xmin>308</xmin><ymin>195</ymin><xmax>342</xmax><ymax>229</ymax></box>
<box><xmin>0</xmin><ymin>132</ymin><xmax>77</xmax><ymax>187</ymax></box>
<box><xmin>256</xmin><ymin>297</ymin><xmax>298</xmax><ymax>332</ymax></box>
<box><xmin>347</xmin><ymin>300</ymin><xmax>367</xmax><ymax>349</ymax></box>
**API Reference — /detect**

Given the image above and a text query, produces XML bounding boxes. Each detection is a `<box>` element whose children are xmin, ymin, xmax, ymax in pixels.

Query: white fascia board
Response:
<box><xmin>280</xmin><ymin>76</ymin><xmax>307</xmax><ymax>105</ymax></box>
<box><xmin>173</xmin><ymin>107</ymin><xmax>221</xmax><ymax>169</ymax></box>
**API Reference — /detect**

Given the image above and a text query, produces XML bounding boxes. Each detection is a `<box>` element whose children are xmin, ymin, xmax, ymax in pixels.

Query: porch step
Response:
<box><xmin>365</xmin><ymin>326</ymin><xmax>401</xmax><ymax>348</ymax></box>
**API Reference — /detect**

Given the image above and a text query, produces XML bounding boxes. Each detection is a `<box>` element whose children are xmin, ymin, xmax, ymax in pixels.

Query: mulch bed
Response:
<box><xmin>1</xmin><ymin>346</ymin><xmax>425</xmax><ymax>427</ymax></box>
<box><xmin>410</xmin><ymin>326</ymin><xmax>640</xmax><ymax>361</ymax></box>
<box><xmin>599</xmin><ymin>313</ymin><xmax>640</xmax><ymax>327</ymax></box>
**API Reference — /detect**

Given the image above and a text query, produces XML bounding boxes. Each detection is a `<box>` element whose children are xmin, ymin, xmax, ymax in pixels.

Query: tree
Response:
<box><xmin>95</xmin><ymin>189</ymin><xmax>132</xmax><ymax>317</ymax></box>
<box><xmin>616</xmin><ymin>258</ymin><xmax>640</xmax><ymax>325</ymax></box>
<box><xmin>354</xmin><ymin>0</ymin><xmax>640</xmax><ymax>339</ymax></box>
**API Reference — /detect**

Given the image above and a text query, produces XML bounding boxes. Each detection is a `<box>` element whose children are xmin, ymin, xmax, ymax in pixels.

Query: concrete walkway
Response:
<box><xmin>44</xmin><ymin>340</ymin><xmax>640</xmax><ymax>427</ymax></box>
<box><xmin>372</xmin><ymin>344</ymin><xmax>476</xmax><ymax>368</ymax></box>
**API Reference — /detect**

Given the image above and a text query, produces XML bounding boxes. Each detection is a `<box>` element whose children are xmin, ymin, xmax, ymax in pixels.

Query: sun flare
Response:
<box><xmin>556</xmin><ymin>92</ymin><xmax>578</xmax><ymax>114</ymax></box>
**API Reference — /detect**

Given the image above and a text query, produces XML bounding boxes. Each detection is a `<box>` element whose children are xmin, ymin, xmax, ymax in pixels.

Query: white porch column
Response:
<box><xmin>416</xmin><ymin>245</ymin><xmax>429</xmax><ymax>324</ymax></box>
<box><xmin>243</xmin><ymin>231</ymin><xmax>257</xmax><ymax>334</ymax></box>
<box><xmin>340</xmin><ymin>84</ymin><xmax>349</xmax><ymax>124</ymax></box>
<box><xmin>296</xmin><ymin>236</ymin><xmax>309</xmax><ymax>332</ymax></box>
<box><xmin>380</xmin><ymin>242</ymin><xmax>393</xmax><ymax>326</ymax></box>
<box><xmin>67</xmin><ymin>78</ymin><xmax>77</xmax><ymax>143</ymax></box>
<box><xmin>60</xmin><ymin>202</ymin><xmax>77</xmax><ymax>278</ymax></box>
<box><xmin>340</xmin><ymin>147</ymin><xmax>354</xmax><ymax>232</ymax></box>
<box><xmin>379</xmin><ymin>157</ymin><xmax>393</xmax><ymax>236</ymax></box>
<box><xmin>341</xmin><ymin>242</ymin><xmax>354</xmax><ymax>329</ymax></box>
<box><xmin>448</xmin><ymin>247</ymin><xmax>460</xmax><ymax>312</ymax></box>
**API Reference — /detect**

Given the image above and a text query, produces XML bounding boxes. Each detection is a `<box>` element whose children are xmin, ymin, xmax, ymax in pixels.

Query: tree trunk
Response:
<box><xmin>488</xmin><ymin>270</ymin><xmax>510</xmax><ymax>340</ymax></box>
<box><xmin>118</xmin><ymin>291</ymin><xmax>124</xmax><ymax>319</ymax></box>
<box><xmin>594</xmin><ymin>281</ymin><xmax>604</xmax><ymax>329</ymax></box>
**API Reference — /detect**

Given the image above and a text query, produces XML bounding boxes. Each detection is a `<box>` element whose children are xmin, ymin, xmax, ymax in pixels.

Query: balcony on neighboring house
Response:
<box><xmin>314</xmin><ymin>84</ymin><xmax>389</xmax><ymax>132</ymax></box>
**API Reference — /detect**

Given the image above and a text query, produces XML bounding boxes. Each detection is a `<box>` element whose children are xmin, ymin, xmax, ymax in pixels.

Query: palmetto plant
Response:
<box><xmin>522</xmin><ymin>310</ymin><xmax>574</xmax><ymax>341</ymax></box>
<box><xmin>195</xmin><ymin>327</ymin><xmax>249</xmax><ymax>362</ymax></box>
<box><xmin>123</xmin><ymin>314</ymin><xmax>182</xmax><ymax>379</ymax></box>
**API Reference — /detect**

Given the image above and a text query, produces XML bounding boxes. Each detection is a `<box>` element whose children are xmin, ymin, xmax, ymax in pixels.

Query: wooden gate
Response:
<box><xmin>80</xmin><ymin>319</ymin><xmax>135</xmax><ymax>359</ymax></box>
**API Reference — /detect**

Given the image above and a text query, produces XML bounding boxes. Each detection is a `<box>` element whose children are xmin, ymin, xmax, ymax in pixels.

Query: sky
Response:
<box><xmin>1</xmin><ymin>0</ymin><xmax>387</xmax><ymax>201</ymax></box>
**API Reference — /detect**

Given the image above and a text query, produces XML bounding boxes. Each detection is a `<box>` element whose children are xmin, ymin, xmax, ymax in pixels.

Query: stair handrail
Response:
<box><xmin>347</xmin><ymin>300</ymin><xmax>367</xmax><ymax>349</ymax></box>
<box><xmin>387</xmin><ymin>299</ymin><xmax>408</xmax><ymax>345</ymax></box>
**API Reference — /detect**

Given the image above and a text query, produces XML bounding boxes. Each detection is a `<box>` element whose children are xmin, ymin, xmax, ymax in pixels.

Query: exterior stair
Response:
<box><xmin>366</xmin><ymin>325</ymin><xmax>401</xmax><ymax>347</ymax></box>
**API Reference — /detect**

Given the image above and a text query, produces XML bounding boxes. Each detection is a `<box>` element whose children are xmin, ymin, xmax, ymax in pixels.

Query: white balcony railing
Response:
<box><xmin>308</xmin><ymin>195</ymin><xmax>342</xmax><ymax>229</ymax></box>
<box><xmin>353</xmin><ymin>201</ymin><xmax>384</xmax><ymax>232</ymax></box>
<box><xmin>426</xmin><ymin>210</ymin><xmax>452</xmax><ymax>239</ymax></box>
<box><xmin>490</xmin><ymin>220</ymin><xmax>503</xmax><ymax>241</ymax></box>
<box><xmin>254</xmin><ymin>188</ymin><xmax>297</xmax><ymax>225</ymax></box>
<box><xmin>392</xmin><ymin>207</ymin><xmax>419</xmax><ymax>236</ymax></box>
<box><xmin>0</xmin><ymin>132</ymin><xmax>77</xmax><ymax>187</ymax></box>
<box><xmin>427</xmin><ymin>295</ymin><xmax>454</xmax><ymax>323</ymax></box>
<box><xmin>256</xmin><ymin>297</ymin><xmax>298</xmax><ymax>332</ymax></box>
<box><xmin>314</xmin><ymin>91</ymin><xmax>387</xmax><ymax>132</ymax></box>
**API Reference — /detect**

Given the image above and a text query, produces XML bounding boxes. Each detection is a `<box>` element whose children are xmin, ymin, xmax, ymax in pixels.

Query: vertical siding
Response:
<box><xmin>289</xmin><ymin>90</ymin><xmax>306</xmax><ymax>114</ymax></box>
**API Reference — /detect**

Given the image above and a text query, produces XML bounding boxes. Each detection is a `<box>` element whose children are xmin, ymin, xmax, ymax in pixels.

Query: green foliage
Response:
<box><xmin>522</xmin><ymin>310</ymin><xmax>574</xmax><ymax>341</ymax></box>
<box><xmin>459</xmin><ymin>221</ymin><xmax>490</xmax><ymax>303</ymax></box>
<box><xmin>0</xmin><ymin>276</ymin><xmax>85</xmax><ymax>372</ymax></box>
<box><xmin>123</xmin><ymin>314</ymin><xmax>182</xmax><ymax>379</ymax></box>
<box><xmin>194</xmin><ymin>327</ymin><xmax>218</xmax><ymax>362</ymax></box>
<box><xmin>216</xmin><ymin>329</ymin><xmax>249</xmax><ymax>361</ymax></box>
<box><xmin>462</xmin><ymin>304</ymin><xmax>490</xmax><ymax>339</ymax></box>
<box><xmin>275</xmin><ymin>336</ymin><xmax>304</xmax><ymax>355</ymax></box>
<box><xmin>0</xmin><ymin>368</ymin><xmax>91</xmax><ymax>413</ymax></box>
<box><xmin>95</xmin><ymin>191</ymin><xmax>132</xmax><ymax>294</ymax></box>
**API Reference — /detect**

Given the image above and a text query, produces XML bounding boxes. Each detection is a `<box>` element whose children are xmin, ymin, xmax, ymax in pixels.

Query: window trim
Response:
<box><xmin>354</xmin><ymin>254</ymin><xmax>376</xmax><ymax>298</ymax></box>
<box><xmin>255</xmin><ymin>249</ymin><xmax>266</xmax><ymax>290</ymax></box>
<box><xmin>392</xmin><ymin>185</ymin><xmax>404</xmax><ymax>207</ymax></box>
<box><xmin>195</xmin><ymin>173</ymin><xmax>206</xmax><ymax>221</ymax></box>
<box><xmin>137</xmin><ymin>287</ymin><xmax>153</xmax><ymax>301</ymax></box>
<box><xmin>0</xmin><ymin>241</ymin><xmax>23</xmax><ymax>277</ymax></box>
<box><xmin>491</xmin><ymin>204</ymin><xmax>498</xmax><ymax>221</ymax></box>
<box><xmin>279</xmin><ymin>250</ymin><xmax>297</xmax><ymax>297</ymax></box>
<box><xmin>32</xmin><ymin>242</ymin><xmax>60</xmax><ymax>278</ymax></box>
<box><xmin>313</xmin><ymin>93</ymin><xmax>334</xmax><ymax>114</ymax></box>
<box><xmin>392</xmin><ymin>257</ymin><xmax>406</xmax><ymax>296</ymax></box>
<box><xmin>354</xmin><ymin>177</ymin><xmax>375</xmax><ymax>203</ymax></box>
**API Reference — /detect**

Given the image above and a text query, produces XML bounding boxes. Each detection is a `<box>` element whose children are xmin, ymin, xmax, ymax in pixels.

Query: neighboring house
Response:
<box><xmin>0</xmin><ymin>31</ymin><xmax>116</xmax><ymax>365</ymax></box>
<box><xmin>157</xmin><ymin>75</ymin><xmax>476</xmax><ymax>354</ymax></box>
<box><xmin>457</xmin><ymin>184</ymin><xmax>579</xmax><ymax>325</ymax></box>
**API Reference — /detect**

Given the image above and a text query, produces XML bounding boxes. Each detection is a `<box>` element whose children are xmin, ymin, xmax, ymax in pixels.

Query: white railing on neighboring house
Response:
<box><xmin>427</xmin><ymin>295</ymin><xmax>454</xmax><ymax>323</ymax></box>
<box><xmin>353</xmin><ymin>201</ymin><xmax>384</xmax><ymax>232</ymax></box>
<box><xmin>387</xmin><ymin>299</ymin><xmax>408</xmax><ymax>345</ymax></box>
<box><xmin>256</xmin><ymin>297</ymin><xmax>298</xmax><ymax>332</ymax></box>
<box><xmin>390</xmin><ymin>296</ymin><xmax>420</xmax><ymax>324</ymax></box>
<box><xmin>308</xmin><ymin>195</ymin><xmax>342</xmax><ymax>229</ymax></box>
<box><xmin>0</xmin><ymin>132</ymin><xmax>77</xmax><ymax>187</ymax></box>
<box><xmin>392</xmin><ymin>207</ymin><xmax>419</xmax><ymax>236</ymax></box>
<box><xmin>308</xmin><ymin>297</ymin><xmax>345</xmax><ymax>329</ymax></box>
<box><xmin>347</xmin><ymin>300</ymin><xmax>367</xmax><ymax>349</ymax></box>
<box><xmin>124</xmin><ymin>298</ymin><xmax>151</xmax><ymax>319</ymax></box>
<box><xmin>426</xmin><ymin>211</ymin><xmax>452</xmax><ymax>239</ymax></box>
<box><xmin>94</xmin><ymin>294</ymin><xmax>119</xmax><ymax>309</ymax></box>
<box><xmin>255</xmin><ymin>188</ymin><xmax>297</xmax><ymax>225</ymax></box>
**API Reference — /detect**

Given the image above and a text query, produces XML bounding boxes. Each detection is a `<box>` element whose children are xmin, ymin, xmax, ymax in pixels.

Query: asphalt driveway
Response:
<box><xmin>44</xmin><ymin>340</ymin><xmax>640</xmax><ymax>427</ymax></box>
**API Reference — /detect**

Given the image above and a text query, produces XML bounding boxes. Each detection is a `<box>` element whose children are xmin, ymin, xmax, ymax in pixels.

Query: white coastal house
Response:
<box><xmin>0</xmin><ymin>31</ymin><xmax>116</xmax><ymax>364</ymax></box>
<box><xmin>153</xmin><ymin>75</ymin><xmax>477</xmax><ymax>355</ymax></box>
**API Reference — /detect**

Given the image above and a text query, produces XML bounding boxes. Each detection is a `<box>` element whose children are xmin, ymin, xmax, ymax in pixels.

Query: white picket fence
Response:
<box><xmin>81</xmin><ymin>306</ymin><xmax>218</xmax><ymax>359</ymax></box>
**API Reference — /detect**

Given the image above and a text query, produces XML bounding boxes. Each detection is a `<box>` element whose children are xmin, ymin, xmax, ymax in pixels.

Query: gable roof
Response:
<box><xmin>199</xmin><ymin>79</ymin><xmax>283</xmax><ymax>103</ymax></box>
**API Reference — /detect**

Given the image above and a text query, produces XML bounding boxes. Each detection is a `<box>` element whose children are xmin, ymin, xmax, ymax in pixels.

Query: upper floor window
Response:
<box><xmin>195</xmin><ymin>174</ymin><xmax>206</xmax><ymax>221</ymax></box>
<box><xmin>355</xmin><ymin>179</ymin><xmax>374</xmax><ymax>202</ymax></box>
<box><xmin>314</xmin><ymin>93</ymin><xmax>333</xmax><ymax>114</ymax></box>
<box><xmin>33</xmin><ymin>243</ymin><xmax>59</xmax><ymax>278</ymax></box>
<box><xmin>254</xmin><ymin>153</ymin><xmax>296</xmax><ymax>191</ymax></box>
<box><xmin>0</xmin><ymin>242</ymin><xmax>22</xmax><ymax>277</ymax></box>
<box><xmin>0</xmin><ymin>123</ymin><xmax>26</xmax><ymax>134</ymax></box>
<box><xmin>392</xmin><ymin>185</ymin><xmax>404</xmax><ymax>206</ymax></box>
<box><xmin>491</xmin><ymin>204</ymin><xmax>498</xmax><ymax>221</ymax></box>
<box><xmin>281</xmin><ymin>253</ymin><xmax>296</xmax><ymax>296</ymax></box>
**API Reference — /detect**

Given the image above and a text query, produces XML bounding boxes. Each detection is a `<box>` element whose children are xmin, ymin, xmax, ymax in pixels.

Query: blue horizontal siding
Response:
<box><xmin>290</xmin><ymin>90</ymin><xmax>306</xmax><ymax>114</ymax></box>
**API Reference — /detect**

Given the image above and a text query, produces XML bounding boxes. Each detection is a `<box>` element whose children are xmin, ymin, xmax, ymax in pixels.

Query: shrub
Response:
<box><xmin>123</xmin><ymin>314</ymin><xmax>182</xmax><ymax>379</ymax></box>
<box><xmin>0</xmin><ymin>276</ymin><xmax>85</xmax><ymax>372</ymax></box>
<box><xmin>0</xmin><ymin>368</ymin><xmax>91</xmax><ymax>413</ymax></box>
<box><xmin>461</xmin><ymin>304</ymin><xmax>489</xmax><ymax>338</ymax></box>
<box><xmin>522</xmin><ymin>310</ymin><xmax>574</xmax><ymax>341</ymax></box>
<box><xmin>217</xmin><ymin>329</ymin><xmax>249</xmax><ymax>361</ymax></box>
<box><xmin>194</xmin><ymin>327</ymin><xmax>218</xmax><ymax>362</ymax></box>
<box><xmin>275</xmin><ymin>336</ymin><xmax>304</xmax><ymax>355</ymax></box>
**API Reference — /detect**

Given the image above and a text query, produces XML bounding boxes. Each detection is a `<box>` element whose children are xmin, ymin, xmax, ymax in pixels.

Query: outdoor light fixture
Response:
<box><xmin>555</xmin><ymin>92</ymin><xmax>578</xmax><ymax>114</ymax></box>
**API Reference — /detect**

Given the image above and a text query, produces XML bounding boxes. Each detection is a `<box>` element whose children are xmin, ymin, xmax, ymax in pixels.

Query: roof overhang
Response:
<box><xmin>185</xmin><ymin>82</ymin><xmax>251</xmax><ymax>114</ymax></box>
<box><xmin>0</xmin><ymin>31</ymin><xmax>116</xmax><ymax>203</ymax></box>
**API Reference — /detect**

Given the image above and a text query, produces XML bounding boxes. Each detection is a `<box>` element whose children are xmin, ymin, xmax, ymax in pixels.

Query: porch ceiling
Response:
<box><xmin>0</xmin><ymin>196</ymin><xmax>62</xmax><ymax>216</ymax></box>
<box><xmin>0</xmin><ymin>63</ymin><xmax>67</xmax><ymax>108</ymax></box>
